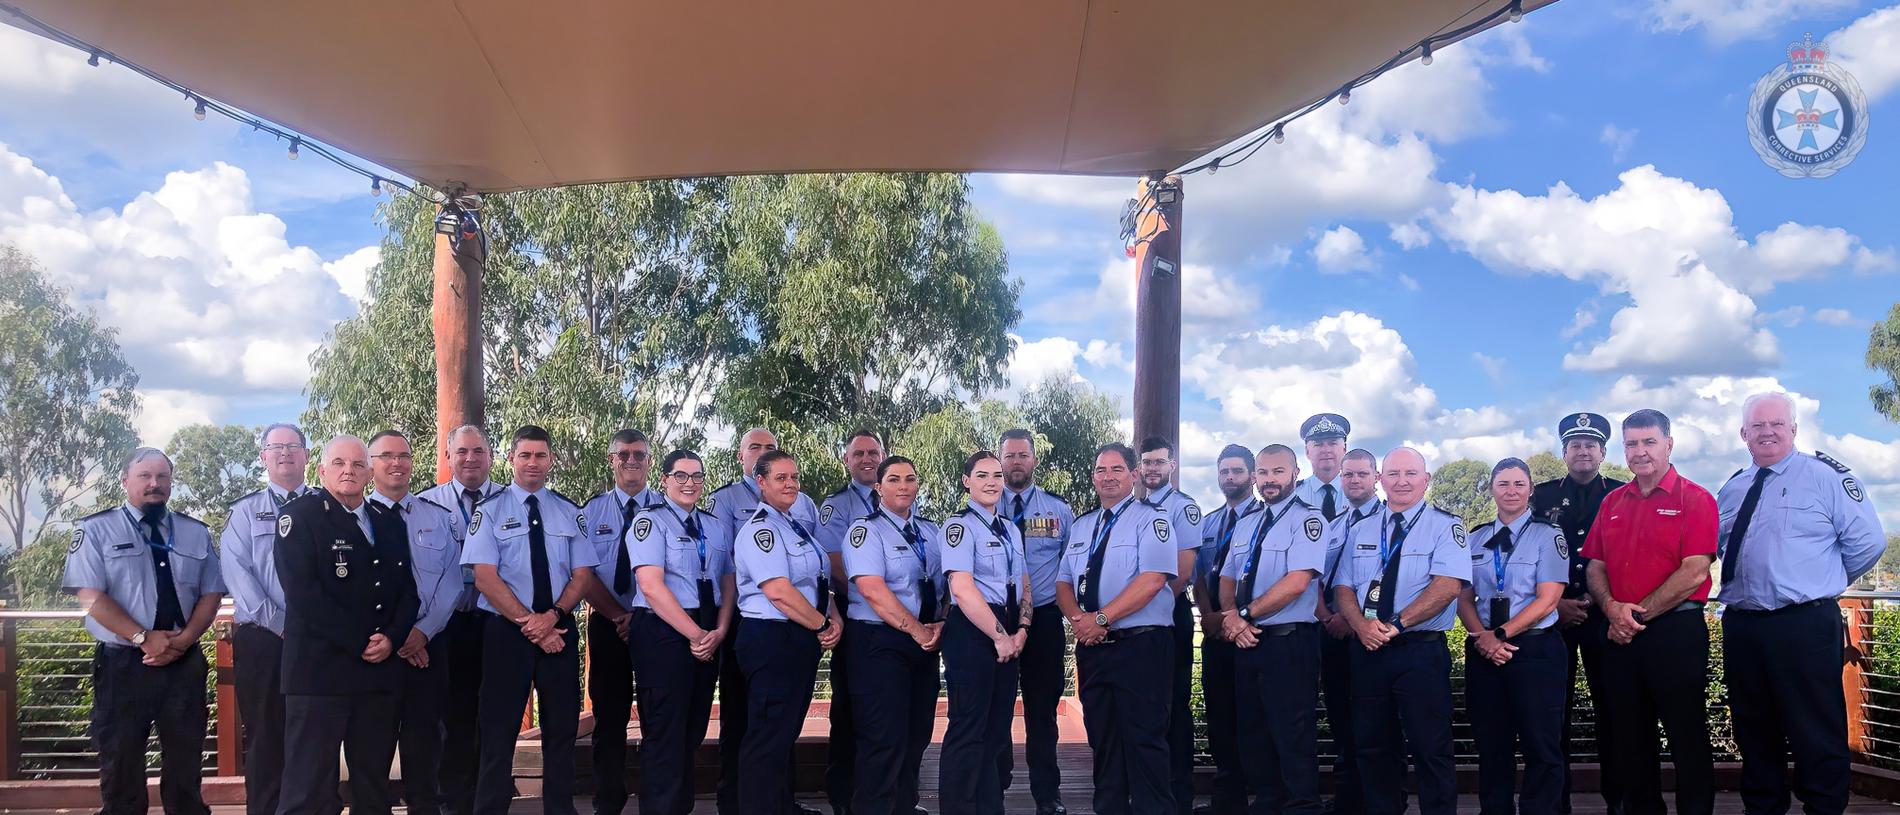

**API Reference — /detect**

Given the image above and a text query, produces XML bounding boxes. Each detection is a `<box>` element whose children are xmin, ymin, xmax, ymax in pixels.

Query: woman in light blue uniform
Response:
<box><xmin>841</xmin><ymin>455</ymin><xmax>945</xmax><ymax>815</ymax></box>
<box><xmin>626</xmin><ymin>450</ymin><xmax>734</xmax><ymax>815</ymax></box>
<box><xmin>1456</xmin><ymin>457</ymin><xmax>1570</xmax><ymax>815</ymax></box>
<box><xmin>938</xmin><ymin>450</ymin><xmax>1031</xmax><ymax>815</ymax></box>
<box><xmin>733</xmin><ymin>450</ymin><xmax>844</xmax><ymax>815</ymax></box>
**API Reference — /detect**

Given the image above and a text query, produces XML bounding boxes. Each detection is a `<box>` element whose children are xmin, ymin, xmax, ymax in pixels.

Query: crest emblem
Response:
<box><xmin>946</xmin><ymin>523</ymin><xmax>965</xmax><ymax>548</ymax></box>
<box><xmin>754</xmin><ymin>529</ymin><xmax>775</xmax><ymax>552</ymax></box>
<box><xmin>632</xmin><ymin>518</ymin><xmax>653</xmax><ymax>541</ymax></box>
<box><xmin>1554</xmin><ymin>531</ymin><xmax>1570</xmax><ymax>559</ymax></box>
<box><xmin>1845</xmin><ymin>477</ymin><xmax>1865</xmax><ymax>503</ymax></box>
<box><xmin>1153</xmin><ymin>518</ymin><xmax>1171</xmax><ymax>543</ymax></box>
<box><xmin>1304</xmin><ymin>516</ymin><xmax>1324</xmax><ymax>541</ymax></box>
<box><xmin>1313</xmin><ymin>416</ymin><xmax>1345</xmax><ymax>435</ymax></box>
<box><xmin>1452</xmin><ymin>523</ymin><xmax>1467</xmax><ymax>548</ymax></box>
<box><xmin>1575</xmin><ymin>414</ymin><xmax>1591</xmax><ymax>430</ymax></box>
<box><xmin>69</xmin><ymin>528</ymin><xmax>84</xmax><ymax>553</ymax></box>
<box><xmin>1748</xmin><ymin>33</ymin><xmax>1869</xmax><ymax>178</ymax></box>
<box><xmin>821</xmin><ymin>504</ymin><xmax>835</xmax><ymax>525</ymax></box>
<box><xmin>467</xmin><ymin>510</ymin><xmax>483</xmax><ymax>536</ymax></box>
<box><xmin>1185</xmin><ymin>504</ymin><xmax>1202</xmax><ymax>525</ymax></box>
<box><xmin>849</xmin><ymin>526</ymin><xmax>868</xmax><ymax>548</ymax></box>
<box><xmin>277</xmin><ymin>513</ymin><xmax>294</xmax><ymax>538</ymax></box>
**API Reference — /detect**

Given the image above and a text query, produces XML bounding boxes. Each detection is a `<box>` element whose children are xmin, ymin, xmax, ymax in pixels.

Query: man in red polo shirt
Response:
<box><xmin>1581</xmin><ymin>409</ymin><xmax>1716</xmax><ymax>815</ymax></box>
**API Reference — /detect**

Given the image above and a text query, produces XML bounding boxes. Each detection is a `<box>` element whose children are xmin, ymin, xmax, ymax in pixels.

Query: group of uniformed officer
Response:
<box><xmin>60</xmin><ymin>393</ymin><xmax>1884</xmax><ymax>815</ymax></box>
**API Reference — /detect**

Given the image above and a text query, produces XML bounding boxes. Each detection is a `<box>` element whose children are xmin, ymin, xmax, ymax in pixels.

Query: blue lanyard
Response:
<box><xmin>1216</xmin><ymin>500</ymin><xmax>1253</xmax><ymax>554</ymax></box>
<box><xmin>1241</xmin><ymin>500</ymin><xmax>1294</xmax><ymax>581</ymax></box>
<box><xmin>1088</xmin><ymin>504</ymin><xmax>1124</xmax><ymax>560</ymax></box>
<box><xmin>879</xmin><ymin>512</ymin><xmax>928</xmax><ymax>576</ymax></box>
<box><xmin>1378</xmin><ymin>507</ymin><xmax>1426</xmax><ymax>571</ymax></box>
<box><xmin>667</xmin><ymin>503</ymin><xmax>708</xmax><ymax>575</ymax></box>
<box><xmin>1492</xmin><ymin>542</ymin><xmax>1509</xmax><ymax>590</ymax></box>
<box><xmin>123</xmin><ymin>508</ymin><xmax>171</xmax><ymax>551</ymax></box>
<box><xmin>855</xmin><ymin>484</ymin><xmax>877</xmax><ymax>515</ymax></box>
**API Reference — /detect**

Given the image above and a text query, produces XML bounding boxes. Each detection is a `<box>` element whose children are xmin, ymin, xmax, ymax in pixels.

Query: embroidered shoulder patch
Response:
<box><xmin>1152</xmin><ymin>518</ymin><xmax>1171</xmax><ymax>543</ymax></box>
<box><xmin>1451</xmin><ymin>522</ymin><xmax>1467</xmax><ymax>548</ymax></box>
<box><xmin>1184</xmin><ymin>504</ymin><xmax>1202</xmax><ymax>525</ymax></box>
<box><xmin>69</xmin><ymin>528</ymin><xmax>85</xmax><ymax>553</ymax></box>
<box><xmin>754</xmin><ymin>528</ymin><xmax>775</xmax><ymax>553</ymax></box>
<box><xmin>849</xmin><ymin>526</ymin><xmax>868</xmax><ymax>548</ymax></box>
<box><xmin>946</xmin><ymin>523</ymin><xmax>965</xmax><ymax>548</ymax></box>
<box><xmin>277</xmin><ymin>513</ymin><xmax>293</xmax><ymax>538</ymax></box>
<box><xmin>1554</xmin><ymin>531</ymin><xmax>1570</xmax><ymax>559</ymax></box>
<box><xmin>1304</xmin><ymin>516</ymin><xmax>1324</xmax><ymax>541</ymax></box>
<box><xmin>632</xmin><ymin>518</ymin><xmax>653</xmax><ymax>541</ymax></box>
<box><xmin>821</xmin><ymin>504</ymin><xmax>835</xmax><ymax>525</ymax></box>
<box><xmin>1845</xmin><ymin>477</ymin><xmax>1865</xmax><ymax>503</ymax></box>
<box><xmin>467</xmin><ymin>510</ymin><xmax>483</xmax><ymax>536</ymax></box>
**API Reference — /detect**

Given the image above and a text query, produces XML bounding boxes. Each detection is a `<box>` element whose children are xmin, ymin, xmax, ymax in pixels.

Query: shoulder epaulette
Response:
<box><xmin>1289</xmin><ymin>495</ymin><xmax>1315</xmax><ymax>510</ymax></box>
<box><xmin>1529</xmin><ymin>517</ymin><xmax>1562</xmax><ymax>530</ymax></box>
<box><xmin>1814</xmin><ymin>451</ymin><xmax>1852</xmax><ymax>474</ymax></box>
<box><xmin>748</xmin><ymin>507</ymin><xmax>769</xmax><ymax>523</ymax></box>
<box><xmin>173</xmin><ymin>512</ymin><xmax>209</xmax><ymax>530</ymax></box>
<box><xmin>918</xmin><ymin>514</ymin><xmax>939</xmax><ymax>526</ymax></box>
<box><xmin>585</xmin><ymin>489</ymin><xmax>614</xmax><ymax>505</ymax></box>
<box><xmin>415</xmin><ymin>496</ymin><xmax>454</xmax><ymax>515</ymax></box>
<box><xmin>1138</xmin><ymin>497</ymin><xmax>1163</xmax><ymax>509</ymax></box>
<box><xmin>547</xmin><ymin>489</ymin><xmax>583</xmax><ymax>509</ymax></box>
<box><xmin>1725</xmin><ymin>467</ymin><xmax>1747</xmax><ymax>484</ymax></box>
<box><xmin>1429</xmin><ymin>504</ymin><xmax>1461</xmax><ymax>519</ymax></box>
<box><xmin>231</xmin><ymin>488</ymin><xmax>267</xmax><ymax>508</ymax></box>
<box><xmin>715</xmin><ymin>480</ymin><xmax>744</xmax><ymax>493</ymax></box>
<box><xmin>1174</xmin><ymin>489</ymin><xmax>1198</xmax><ymax>503</ymax></box>
<box><xmin>1533</xmin><ymin>477</ymin><xmax>1562</xmax><ymax>489</ymax></box>
<box><xmin>472</xmin><ymin>489</ymin><xmax>502</xmax><ymax>507</ymax></box>
<box><xmin>80</xmin><ymin>507</ymin><xmax>115</xmax><ymax>522</ymax></box>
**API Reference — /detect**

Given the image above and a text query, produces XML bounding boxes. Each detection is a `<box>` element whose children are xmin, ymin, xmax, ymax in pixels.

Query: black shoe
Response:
<box><xmin>914</xmin><ymin>808</ymin><xmax>929</xmax><ymax>815</ymax></box>
<box><xmin>1194</xmin><ymin>806</ymin><xmax>1213</xmax><ymax>815</ymax></box>
<box><xmin>793</xmin><ymin>803</ymin><xmax>825</xmax><ymax>815</ymax></box>
<box><xmin>1036</xmin><ymin>802</ymin><xmax>1068</xmax><ymax>815</ymax></box>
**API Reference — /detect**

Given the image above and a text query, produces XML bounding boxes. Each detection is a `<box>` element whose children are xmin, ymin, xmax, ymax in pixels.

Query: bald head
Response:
<box><xmin>738</xmin><ymin>427</ymin><xmax>779</xmax><ymax>473</ymax></box>
<box><xmin>1379</xmin><ymin>446</ymin><xmax>1430</xmax><ymax>511</ymax></box>
<box><xmin>318</xmin><ymin>434</ymin><xmax>371</xmax><ymax>505</ymax></box>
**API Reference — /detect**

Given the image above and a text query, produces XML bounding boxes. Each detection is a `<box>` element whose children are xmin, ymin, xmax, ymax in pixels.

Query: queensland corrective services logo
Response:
<box><xmin>1747</xmin><ymin>33</ymin><xmax>1868</xmax><ymax>178</ymax></box>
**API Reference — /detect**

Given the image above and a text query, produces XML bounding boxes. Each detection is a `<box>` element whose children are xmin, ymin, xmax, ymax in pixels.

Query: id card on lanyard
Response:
<box><xmin>1362</xmin><ymin>507</ymin><xmax>1425</xmax><ymax>618</ymax></box>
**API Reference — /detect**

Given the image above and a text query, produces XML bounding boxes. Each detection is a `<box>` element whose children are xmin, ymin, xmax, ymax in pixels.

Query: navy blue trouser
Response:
<box><xmin>1319</xmin><ymin>630</ymin><xmax>1363</xmax><ymax>815</ymax></box>
<box><xmin>1235</xmin><ymin>624</ymin><xmax>1322</xmax><ymax>815</ymax></box>
<box><xmin>630</xmin><ymin>611</ymin><xmax>719</xmax><ymax>815</ymax></box>
<box><xmin>398</xmin><ymin>637</ymin><xmax>452</xmax><ymax>815</ymax></box>
<box><xmin>736</xmin><ymin>618</ymin><xmax>822</xmax><ymax>815</ymax></box>
<box><xmin>1002</xmin><ymin>603</ymin><xmax>1068</xmax><ymax>808</ymax></box>
<box><xmin>441</xmin><ymin>609</ymin><xmax>489</xmax><ymax>815</ymax></box>
<box><xmin>1202</xmin><ymin>635</ymin><xmax>1247</xmax><ymax>815</ymax></box>
<box><xmin>475</xmin><ymin>613</ymin><xmax>580</xmax><ymax>815</ymax></box>
<box><xmin>941</xmin><ymin>605</ymin><xmax>1019</xmax><ymax>815</ymax></box>
<box><xmin>1560</xmin><ymin>610</ymin><xmax>1617</xmax><ymax>815</ymax></box>
<box><xmin>1168</xmin><ymin>594</ymin><xmax>1196</xmax><ymax>815</ymax></box>
<box><xmin>1725</xmin><ymin>600</ymin><xmax>1850</xmax><ymax>815</ymax></box>
<box><xmin>1466</xmin><ymin>630</ymin><xmax>1567</xmax><ymax>815</ymax></box>
<box><xmin>828</xmin><ymin>593</ymin><xmax>856</xmax><ymax>813</ymax></box>
<box><xmin>1601</xmin><ymin>610</ymin><xmax>1712</xmax><ymax>815</ymax></box>
<box><xmin>587</xmin><ymin>612</ymin><xmax>634</xmax><ymax>815</ymax></box>
<box><xmin>1077</xmin><ymin>627</ymin><xmax>1176</xmax><ymax>815</ymax></box>
<box><xmin>233</xmin><ymin>625</ymin><xmax>286</xmax><ymax>815</ymax></box>
<box><xmin>846</xmin><ymin>620</ymin><xmax>940</xmax><ymax>815</ymax></box>
<box><xmin>1349</xmin><ymin>633</ymin><xmax>1457</xmax><ymax>815</ymax></box>
<box><xmin>90</xmin><ymin>644</ymin><xmax>210</xmax><ymax>815</ymax></box>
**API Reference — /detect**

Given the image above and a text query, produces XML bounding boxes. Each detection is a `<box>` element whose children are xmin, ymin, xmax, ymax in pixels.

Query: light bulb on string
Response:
<box><xmin>1420</xmin><ymin>42</ymin><xmax>1434</xmax><ymax>66</ymax></box>
<box><xmin>371</xmin><ymin>178</ymin><xmax>383</xmax><ymax>197</ymax></box>
<box><xmin>1338</xmin><ymin>87</ymin><xmax>1350</xmax><ymax>105</ymax></box>
<box><xmin>287</xmin><ymin>139</ymin><xmax>300</xmax><ymax>160</ymax></box>
<box><xmin>193</xmin><ymin>98</ymin><xmax>207</xmax><ymax>121</ymax></box>
<box><xmin>1507</xmin><ymin>1</ymin><xmax>1522</xmax><ymax>23</ymax></box>
<box><xmin>1207</xmin><ymin>161</ymin><xmax>1219</xmax><ymax>175</ymax></box>
<box><xmin>1271</xmin><ymin>124</ymin><xmax>1285</xmax><ymax>144</ymax></box>
<box><xmin>87</xmin><ymin>51</ymin><xmax>100</xmax><ymax>67</ymax></box>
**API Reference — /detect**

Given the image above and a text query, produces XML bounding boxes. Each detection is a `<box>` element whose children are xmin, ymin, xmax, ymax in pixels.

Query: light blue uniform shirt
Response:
<box><xmin>63</xmin><ymin>504</ymin><xmax>226</xmax><ymax>646</ymax></box>
<box><xmin>628</xmin><ymin>498</ymin><xmax>731</xmax><ymax>611</ymax></box>
<box><xmin>370</xmin><ymin>491</ymin><xmax>463</xmax><ymax>639</ymax></box>
<box><xmin>819</xmin><ymin>480</ymin><xmax>880</xmax><ymax>555</ymax></box>
<box><xmin>1004</xmin><ymin>484</ymin><xmax>1074</xmax><ymax>611</ymax></box>
<box><xmin>1144</xmin><ymin>483</ymin><xmax>1206</xmax><ymax>562</ymax></box>
<box><xmin>1294</xmin><ymin>474</ymin><xmax>1347</xmax><ymax>521</ymax></box>
<box><xmin>735</xmin><ymin>502</ymin><xmax>828</xmax><ymax>620</ymax></box>
<box><xmin>418</xmin><ymin>479</ymin><xmax>505</xmax><ymax>612</ymax></box>
<box><xmin>459</xmin><ymin>484</ymin><xmax>597</xmax><ymax>615</ymax></box>
<box><xmin>940</xmin><ymin>500</ymin><xmax>1026</xmax><ymax>608</ymax></box>
<box><xmin>1323</xmin><ymin>499</ymin><xmax>1382</xmax><ymax>609</ymax></box>
<box><xmin>1716</xmin><ymin>450</ymin><xmax>1887</xmax><ymax>611</ymax></box>
<box><xmin>1220</xmin><ymin>496</ymin><xmax>1327</xmax><ymax>625</ymax></box>
<box><xmin>1466</xmin><ymin>512</ymin><xmax>1569</xmax><ymax>630</ymax></box>
<box><xmin>709</xmin><ymin>478</ymin><xmax>820</xmax><ymax>549</ymax></box>
<box><xmin>583</xmin><ymin>486</ymin><xmax>660</xmax><ymax>609</ymax></box>
<box><xmin>218</xmin><ymin>483</ymin><xmax>308</xmax><ymax>636</ymax></box>
<box><xmin>843</xmin><ymin>508</ymin><xmax>944</xmax><ymax>624</ymax></box>
<box><xmin>1337</xmin><ymin>502</ymin><xmax>1472</xmax><ymax>631</ymax></box>
<box><xmin>1058</xmin><ymin>496</ymin><xmax>1178</xmax><ymax>629</ymax></box>
<box><xmin>1197</xmin><ymin>497</ymin><xmax>1259</xmax><ymax>600</ymax></box>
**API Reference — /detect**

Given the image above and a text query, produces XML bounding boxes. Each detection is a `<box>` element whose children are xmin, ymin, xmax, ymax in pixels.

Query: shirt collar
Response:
<box><xmin>1104</xmin><ymin>494</ymin><xmax>1137</xmax><ymax>516</ymax></box>
<box><xmin>1755</xmin><ymin>451</ymin><xmax>1797</xmax><ymax>478</ymax></box>
<box><xmin>268</xmin><ymin>481</ymin><xmax>305</xmax><ymax>503</ymax></box>
<box><xmin>1351</xmin><ymin>497</ymin><xmax>1381</xmax><ymax>519</ymax></box>
<box><xmin>1496</xmin><ymin>510</ymin><xmax>1531</xmax><ymax>538</ymax></box>
<box><xmin>880</xmin><ymin>506</ymin><xmax>915</xmax><ymax>528</ymax></box>
<box><xmin>668</xmin><ymin>497</ymin><xmax>698</xmax><ymax>517</ymax></box>
<box><xmin>613</xmin><ymin>485</ymin><xmax>644</xmax><ymax>509</ymax></box>
<box><xmin>964</xmin><ymin>499</ymin><xmax>999</xmax><ymax>523</ymax></box>
<box><xmin>1148</xmin><ymin>483</ymin><xmax>1175</xmax><ymax>504</ymax></box>
<box><xmin>1227</xmin><ymin>496</ymin><xmax>1259</xmax><ymax>516</ymax></box>
<box><xmin>1388</xmin><ymin>501</ymin><xmax>1424</xmax><ymax>525</ymax></box>
<box><xmin>1265</xmin><ymin>493</ymin><xmax>1297</xmax><ymax>514</ymax></box>
<box><xmin>1652</xmin><ymin>466</ymin><xmax>1683</xmax><ymax>495</ymax></box>
<box><xmin>507</xmin><ymin>482</ymin><xmax>549</xmax><ymax>503</ymax></box>
<box><xmin>124</xmin><ymin>502</ymin><xmax>167</xmax><ymax>525</ymax></box>
<box><xmin>1005</xmin><ymin>483</ymin><xmax>1038</xmax><ymax>502</ymax></box>
<box><xmin>1305</xmin><ymin>474</ymin><xmax>1343</xmax><ymax>492</ymax></box>
<box><xmin>368</xmin><ymin>490</ymin><xmax>407</xmax><ymax>511</ymax></box>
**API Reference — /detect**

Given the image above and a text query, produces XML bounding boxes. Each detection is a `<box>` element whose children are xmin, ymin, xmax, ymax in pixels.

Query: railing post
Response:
<box><xmin>1842</xmin><ymin>597</ymin><xmax>1873</xmax><ymax>759</ymax></box>
<box><xmin>0</xmin><ymin>607</ymin><xmax>19</xmax><ymax>781</ymax></box>
<box><xmin>213</xmin><ymin>616</ymin><xmax>242</xmax><ymax>776</ymax></box>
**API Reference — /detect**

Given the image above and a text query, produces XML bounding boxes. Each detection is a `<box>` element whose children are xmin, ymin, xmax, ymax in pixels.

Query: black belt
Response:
<box><xmin>1101</xmin><ymin>624</ymin><xmax>1168</xmax><ymax>643</ymax></box>
<box><xmin>1255</xmin><ymin>622</ymin><xmax>1317</xmax><ymax>637</ymax></box>
<box><xmin>1725</xmin><ymin>597</ymin><xmax>1837</xmax><ymax>616</ymax></box>
<box><xmin>1468</xmin><ymin>626</ymin><xmax>1553</xmax><ymax>645</ymax></box>
<box><xmin>1392</xmin><ymin>630</ymin><xmax>1446</xmax><ymax>644</ymax></box>
<box><xmin>1636</xmin><ymin>600</ymin><xmax>1705</xmax><ymax>623</ymax></box>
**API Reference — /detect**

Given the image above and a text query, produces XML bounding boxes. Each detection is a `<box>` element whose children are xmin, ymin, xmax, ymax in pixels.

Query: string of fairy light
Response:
<box><xmin>5</xmin><ymin>0</ymin><xmax>1530</xmax><ymax>226</ymax></box>
<box><xmin>1122</xmin><ymin>0</ymin><xmax>1529</xmax><ymax>255</ymax></box>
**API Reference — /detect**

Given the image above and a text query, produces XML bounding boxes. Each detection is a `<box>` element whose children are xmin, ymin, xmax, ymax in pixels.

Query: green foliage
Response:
<box><xmin>1428</xmin><ymin>458</ymin><xmax>1497</xmax><ymax>528</ymax></box>
<box><xmin>1017</xmin><ymin>376</ymin><xmax>1121</xmax><ymax>508</ymax></box>
<box><xmin>0</xmin><ymin>245</ymin><xmax>142</xmax><ymax>555</ymax></box>
<box><xmin>1870</xmin><ymin>302</ymin><xmax>1900</xmax><ymax>422</ymax></box>
<box><xmin>1</xmin><ymin>525</ymin><xmax>80</xmax><ymax>607</ymax></box>
<box><xmin>165</xmin><ymin>424</ymin><xmax>263</xmax><ymax>533</ymax></box>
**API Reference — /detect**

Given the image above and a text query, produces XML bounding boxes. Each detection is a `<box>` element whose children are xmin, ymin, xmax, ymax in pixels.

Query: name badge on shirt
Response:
<box><xmin>987</xmin><ymin>538</ymin><xmax>1002</xmax><ymax>548</ymax></box>
<box><xmin>254</xmin><ymin>511</ymin><xmax>275</xmax><ymax>521</ymax></box>
<box><xmin>1656</xmin><ymin>509</ymin><xmax>1681</xmax><ymax>516</ymax></box>
<box><xmin>1356</xmin><ymin>542</ymin><xmax>1378</xmax><ymax>551</ymax></box>
<box><xmin>113</xmin><ymin>542</ymin><xmax>136</xmax><ymax>551</ymax></box>
<box><xmin>501</xmin><ymin>518</ymin><xmax>522</xmax><ymax>530</ymax></box>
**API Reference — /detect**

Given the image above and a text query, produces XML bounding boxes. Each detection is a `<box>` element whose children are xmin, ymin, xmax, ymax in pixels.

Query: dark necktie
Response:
<box><xmin>1237</xmin><ymin>504</ymin><xmax>1280</xmax><ymax>608</ymax></box>
<box><xmin>525</xmin><ymin>495</ymin><xmax>554</xmax><ymax>613</ymax></box>
<box><xmin>686</xmin><ymin>514</ymin><xmax>716</xmax><ymax>628</ymax></box>
<box><xmin>1375</xmin><ymin>514</ymin><xmax>1408</xmax><ymax>622</ymax></box>
<box><xmin>463</xmin><ymin>487</ymin><xmax>481</xmax><ymax>519</ymax></box>
<box><xmin>1322</xmin><ymin>484</ymin><xmax>1338</xmax><ymax>521</ymax></box>
<box><xmin>1721</xmin><ymin>468</ymin><xmax>1771</xmax><ymax>585</ymax></box>
<box><xmin>1080</xmin><ymin>508</ymin><xmax>1117</xmax><ymax>612</ymax></box>
<box><xmin>614</xmin><ymin>499</ymin><xmax>637</xmax><ymax>595</ymax></box>
<box><xmin>789</xmin><ymin>518</ymin><xmax>829</xmax><ymax>617</ymax></box>
<box><xmin>143</xmin><ymin>513</ymin><xmax>184</xmax><ymax>630</ymax></box>
<box><xmin>1207</xmin><ymin>507</ymin><xmax>1241</xmax><ymax>600</ymax></box>
<box><xmin>1011</xmin><ymin>493</ymin><xmax>1028</xmax><ymax>537</ymax></box>
<box><xmin>905</xmin><ymin>521</ymin><xmax>937</xmax><ymax>623</ymax></box>
<box><xmin>989</xmin><ymin>517</ymin><xmax>1019</xmax><ymax>614</ymax></box>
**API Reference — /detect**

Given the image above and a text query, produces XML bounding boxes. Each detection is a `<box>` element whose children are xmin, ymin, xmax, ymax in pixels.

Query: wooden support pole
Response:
<box><xmin>0</xmin><ymin>614</ymin><xmax>18</xmax><ymax>781</ymax></box>
<box><xmin>1131</xmin><ymin>175</ymin><xmax>1183</xmax><ymax>461</ymax></box>
<box><xmin>432</xmin><ymin>202</ymin><xmax>487</xmax><ymax>484</ymax></box>
<box><xmin>1841</xmin><ymin>597</ymin><xmax>1872</xmax><ymax>758</ymax></box>
<box><xmin>213</xmin><ymin>618</ymin><xmax>242</xmax><ymax>776</ymax></box>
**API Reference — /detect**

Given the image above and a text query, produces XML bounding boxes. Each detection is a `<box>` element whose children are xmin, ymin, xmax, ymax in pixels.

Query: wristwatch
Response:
<box><xmin>130</xmin><ymin>630</ymin><xmax>148</xmax><ymax>646</ymax></box>
<box><xmin>1391</xmin><ymin>619</ymin><xmax>1407</xmax><ymax>634</ymax></box>
<box><xmin>1237</xmin><ymin>606</ymin><xmax>1254</xmax><ymax>623</ymax></box>
<box><xmin>1094</xmin><ymin>611</ymin><xmax>1109</xmax><ymax>628</ymax></box>
<box><xmin>1491</xmin><ymin>626</ymin><xmax>1508</xmax><ymax>640</ymax></box>
<box><xmin>816</xmin><ymin>616</ymin><xmax>833</xmax><ymax>635</ymax></box>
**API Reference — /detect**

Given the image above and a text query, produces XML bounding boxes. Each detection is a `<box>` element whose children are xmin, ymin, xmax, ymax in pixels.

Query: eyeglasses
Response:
<box><xmin>372</xmin><ymin>453</ymin><xmax>415</xmax><ymax>463</ymax></box>
<box><xmin>666</xmin><ymin>471</ymin><xmax>707</xmax><ymax>484</ymax></box>
<box><xmin>262</xmin><ymin>443</ymin><xmax>306</xmax><ymax>455</ymax></box>
<box><xmin>610</xmin><ymin>451</ymin><xmax>651</xmax><ymax>462</ymax></box>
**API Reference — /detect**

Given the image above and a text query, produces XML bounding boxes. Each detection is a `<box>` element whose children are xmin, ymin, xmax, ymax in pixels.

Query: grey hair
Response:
<box><xmin>1742</xmin><ymin>391</ymin><xmax>1798</xmax><ymax>423</ymax></box>
<box><xmin>258</xmin><ymin>422</ymin><xmax>307</xmax><ymax>448</ymax></box>
<box><xmin>444</xmin><ymin>424</ymin><xmax>492</xmax><ymax>449</ymax></box>
<box><xmin>121</xmin><ymin>447</ymin><xmax>173</xmax><ymax>478</ymax></box>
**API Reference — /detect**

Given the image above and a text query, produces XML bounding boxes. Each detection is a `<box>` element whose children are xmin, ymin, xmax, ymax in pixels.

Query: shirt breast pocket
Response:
<box><xmin>1397</xmin><ymin>549</ymin><xmax>1434</xmax><ymax>584</ymax></box>
<box><xmin>412</xmin><ymin>527</ymin><xmax>450</xmax><ymax>573</ymax></box>
<box><xmin>493</xmin><ymin>525</ymin><xmax>532</xmax><ymax>571</ymax></box>
<box><xmin>168</xmin><ymin>547</ymin><xmax>210</xmax><ymax>594</ymax></box>
<box><xmin>103</xmin><ymin>542</ymin><xmax>148</xmax><ymax>588</ymax></box>
<box><xmin>665</xmin><ymin>538</ymin><xmax>700</xmax><ymax>580</ymax></box>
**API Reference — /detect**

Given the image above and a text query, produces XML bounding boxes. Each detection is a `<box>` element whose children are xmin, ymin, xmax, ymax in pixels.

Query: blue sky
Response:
<box><xmin>1</xmin><ymin>1</ymin><xmax>1897</xmax><ymax>522</ymax></box>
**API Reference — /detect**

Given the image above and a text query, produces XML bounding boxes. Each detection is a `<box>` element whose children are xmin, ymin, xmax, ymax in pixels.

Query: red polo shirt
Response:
<box><xmin>1579</xmin><ymin>466</ymin><xmax>1717</xmax><ymax>604</ymax></box>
